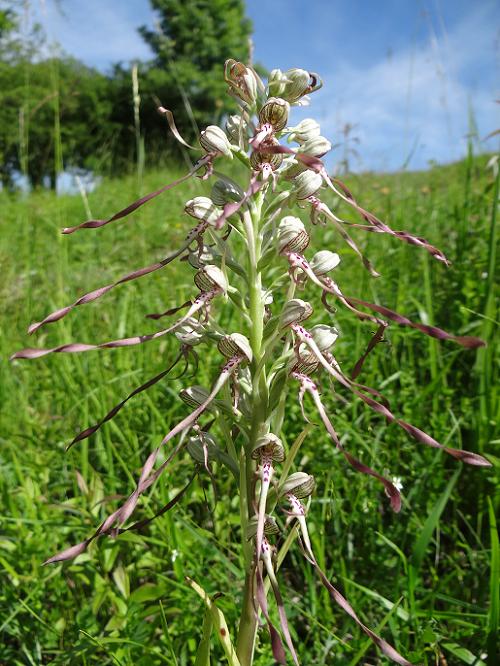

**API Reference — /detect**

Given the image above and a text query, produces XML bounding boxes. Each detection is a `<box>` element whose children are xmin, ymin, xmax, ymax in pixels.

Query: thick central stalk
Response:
<box><xmin>236</xmin><ymin>201</ymin><xmax>267</xmax><ymax>666</ymax></box>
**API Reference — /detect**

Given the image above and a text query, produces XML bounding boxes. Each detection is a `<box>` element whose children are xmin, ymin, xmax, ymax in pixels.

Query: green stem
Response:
<box><xmin>236</xmin><ymin>195</ymin><xmax>268</xmax><ymax>666</ymax></box>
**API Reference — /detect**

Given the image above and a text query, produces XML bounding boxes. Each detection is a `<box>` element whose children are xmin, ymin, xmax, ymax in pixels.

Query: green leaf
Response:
<box><xmin>410</xmin><ymin>467</ymin><xmax>460</xmax><ymax>570</ymax></box>
<box><xmin>129</xmin><ymin>583</ymin><xmax>168</xmax><ymax>604</ymax></box>
<box><xmin>487</xmin><ymin>497</ymin><xmax>499</xmax><ymax>666</ymax></box>
<box><xmin>442</xmin><ymin>642</ymin><xmax>486</xmax><ymax>665</ymax></box>
<box><xmin>195</xmin><ymin>606</ymin><xmax>213</xmax><ymax>666</ymax></box>
<box><xmin>187</xmin><ymin>577</ymin><xmax>241</xmax><ymax>666</ymax></box>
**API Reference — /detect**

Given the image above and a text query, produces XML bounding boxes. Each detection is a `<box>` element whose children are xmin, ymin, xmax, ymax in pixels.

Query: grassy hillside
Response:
<box><xmin>0</xmin><ymin>154</ymin><xmax>498</xmax><ymax>665</ymax></box>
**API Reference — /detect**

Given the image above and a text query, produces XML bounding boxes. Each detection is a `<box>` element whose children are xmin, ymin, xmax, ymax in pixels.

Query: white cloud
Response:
<box><xmin>35</xmin><ymin>0</ymin><xmax>154</xmax><ymax>69</ymax></box>
<box><xmin>308</xmin><ymin>4</ymin><xmax>499</xmax><ymax>171</ymax></box>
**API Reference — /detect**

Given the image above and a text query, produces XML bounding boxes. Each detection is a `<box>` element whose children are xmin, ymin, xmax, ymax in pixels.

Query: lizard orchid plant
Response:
<box><xmin>12</xmin><ymin>60</ymin><xmax>491</xmax><ymax>665</ymax></box>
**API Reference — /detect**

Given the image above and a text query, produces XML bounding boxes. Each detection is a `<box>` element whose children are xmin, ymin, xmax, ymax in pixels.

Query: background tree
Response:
<box><xmin>0</xmin><ymin>56</ymin><xmax>114</xmax><ymax>189</ymax></box>
<box><xmin>138</xmin><ymin>0</ymin><xmax>253</xmax><ymax>142</ymax></box>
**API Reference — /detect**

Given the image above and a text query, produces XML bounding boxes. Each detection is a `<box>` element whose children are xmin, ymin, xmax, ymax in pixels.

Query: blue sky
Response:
<box><xmin>34</xmin><ymin>0</ymin><xmax>499</xmax><ymax>172</ymax></box>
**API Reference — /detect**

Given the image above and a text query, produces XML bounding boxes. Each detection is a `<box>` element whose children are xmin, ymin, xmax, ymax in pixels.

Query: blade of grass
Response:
<box><xmin>486</xmin><ymin>497</ymin><xmax>499</xmax><ymax>666</ymax></box>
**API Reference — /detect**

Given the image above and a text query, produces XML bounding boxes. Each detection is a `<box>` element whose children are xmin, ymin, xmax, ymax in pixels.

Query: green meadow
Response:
<box><xmin>0</xmin><ymin>153</ymin><xmax>498</xmax><ymax>664</ymax></box>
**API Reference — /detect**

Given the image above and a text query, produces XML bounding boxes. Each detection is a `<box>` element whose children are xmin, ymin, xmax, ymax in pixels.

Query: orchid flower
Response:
<box><xmin>12</xmin><ymin>58</ymin><xmax>491</xmax><ymax>666</ymax></box>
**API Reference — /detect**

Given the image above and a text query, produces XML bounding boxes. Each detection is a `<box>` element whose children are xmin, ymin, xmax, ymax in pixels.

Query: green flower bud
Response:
<box><xmin>309</xmin><ymin>250</ymin><xmax>341</xmax><ymax>276</ymax></box>
<box><xmin>269</xmin><ymin>69</ymin><xmax>323</xmax><ymax>105</ymax></box>
<box><xmin>288</xmin><ymin>118</ymin><xmax>321</xmax><ymax>144</ymax></box>
<box><xmin>300</xmin><ymin>135</ymin><xmax>332</xmax><ymax>157</ymax></box>
<box><xmin>217</xmin><ymin>333</ymin><xmax>253</xmax><ymax>362</ymax></box>
<box><xmin>211</xmin><ymin>178</ymin><xmax>244</xmax><ymax>206</ymax></box>
<box><xmin>194</xmin><ymin>265</ymin><xmax>228</xmax><ymax>293</ymax></box>
<box><xmin>184</xmin><ymin>196</ymin><xmax>222</xmax><ymax>224</ymax></box>
<box><xmin>225</xmin><ymin>114</ymin><xmax>249</xmax><ymax>147</ymax></box>
<box><xmin>179</xmin><ymin>386</ymin><xmax>233</xmax><ymax>417</ymax></box>
<box><xmin>187</xmin><ymin>246</ymin><xmax>217</xmax><ymax>269</ymax></box>
<box><xmin>225</xmin><ymin>59</ymin><xmax>260</xmax><ymax>106</ymax></box>
<box><xmin>199</xmin><ymin>125</ymin><xmax>233</xmax><ymax>158</ymax></box>
<box><xmin>246</xmin><ymin>515</ymin><xmax>279</xmax><ymax>540</ymax></box>
<box><xmin>280</xmin><ymin>298</ymin><xmax>313</xmax><ymax>327</ymax></box>
<box><xmin>187</xmin><ymin>432</ymin><xmax>219</xmax><ymax>464</ymax></box>
<box><xmin>293</xmin><ymin>169</ymin><xmax>323</xmax><ymax>200</ymax></box>
<box><xmin>280</xmin><ymin>472</ymin><xmax>315</xmax><ymax>498</ymax></box>
<box><xmin>267</xmin><ymin>68</ymin><xmax>286</xmax><ymax>97</ymax></box>
<box><xmin>310</xmin><ymin>324</ymin><xmax>339</xmax><ymax>351</ymax></box>
<box><xmin>251</xmin><ymin>433</ymin><xmax>285</xmax><ymax>462</ymax></box>
<box><xmin>174</xmin><ymin>317</ymin><xmax>205</xmax><ymax>346</ymax></box>
<box><xmin>277</xmin><ymin>215</ymin><xmax>310</xmax><ymax>253</ymax></box>
<box><xmin>282</xmin><ymin>68</ymin><xmax>310</xmax><ymax>102</ymax></box>
<box><xmin>281</xmin><ymin>159</ymin><xmax>307</xmax><ymax>180</ymax></box>
<box><xmin>179</xmin><ymin>385</ymin><xmax>211</xmax><ymax>409</ymax></box>
<box><xmin>258</xmin><ymin>97</ymin><xmax>290</xmax><ymax>132</ymax></box>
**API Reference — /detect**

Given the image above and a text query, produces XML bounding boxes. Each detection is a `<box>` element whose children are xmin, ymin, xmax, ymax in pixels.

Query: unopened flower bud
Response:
<box><xmin>211</xmin><ymin>178</ymin><xmax>244</xmax><ymax>206</ymax></box>
<box><xmin>217</xmin><ymin>333</ymin><xmax>253</xmax><ymax>362</ymax></box>
<box><xmin>277</xmin><ymin>216</ymin><xmax>310</xmax><ymax>253</ymax></box>
<box><xmin>293</xmin><ymin>169</ymin><xmax>323</xmax><ymax>200</ymax></box>
<box><xmin>281</xmin><ymin>159</ymin><xmax>307</xmax><ymax>180</ymax></box>
<box><xmin>300</xmin><ymin>136</ymin><xmax>332</xmax><ymax>157</ymax></box>
<box><xmin>309</xmin><ymin>250</ymin><xmax>341</xmax><ymax>276</ymax></box>
<box><xmin>187</xmin><ymin>246</ymin><xmax>217</xmax><ymax>269</ymax></box>
<box><xmin>194</xmin><ymin>265</ymin><xmax>228</xmax><ymax>293</ymax></box>
<box><xmin>199</xmin><ymin>125</ymin><xmax>233</xmax><ymax>158</ymax></box>
<box><xmin>274</xmin><ymin>68</ymin><xmax>322</xmax><ymax>104</ymax></box>
<box><xmin>280</xmin><ymin>472</ymin><xmax>315</xmax><ymax>498</ymax></box>
<box><xmin>258</xmin><ymin>97</ymin><xmax>290</xmax><ymax>132</ymax></box>
<box><xmin>246</xmin><ymin>515</ymin><xmax>279</xmax><ymax>540</ymax></box>
<box><xmin>251</xmin><ymin>433</ymin><xmax>285</xmax><ymax>461</ymax></box>
<box><xmin>288</xmin><ymin>118</ymin><xmax>321</xmax><ymax>144</ymax></box>
<box><xmin>280</xmin><ymin>299</ymin><xmax>313</xmax><ymax>327</ymax></box>
<box><xmin>184</xmin><ymin>196</ymin><xmax>221</xmax><ymax>225</ymax></box>
<box><xmin>179</xmin><ymin>385</ymin><xmax>211</xmax><ymax>408</ymax></box>
<box><xmin>310</xmin><ymin>324</ymin><xmax>339</xmax><ymax>351</ymax></box>
<box><xmin>225</xmin><ymin>59</ymin><xmax>260</xmax><ymax>106</ymax></box>
<box><xmin>187</xmin><ymin>432</ymin><xmax>218</xmax><ymax>464</ymax></box>
<box><xmin>174</xmin><ymin>318</ymin><xmax>205</xmax><ymax>346</ymax></box>
<box><xmin>226</xmin><ymin>114</ymin><xmax>249</xmax><ymax>146</ymax></box>
<box><xmin>282</xmin><ymin>68</ymin><xmax>310</xmax><ymax>102</ymax></box>
<box><xmin>267</xmin><ymin>68</ymin><xmax>286</xmax><ymax>97</ymax></box>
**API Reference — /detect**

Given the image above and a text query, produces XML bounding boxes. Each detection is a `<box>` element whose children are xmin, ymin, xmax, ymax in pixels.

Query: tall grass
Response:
<box><xmin>0</xmin><ymin>150</ymin><xmax>497</xmax><ymax>664</ymax></box>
